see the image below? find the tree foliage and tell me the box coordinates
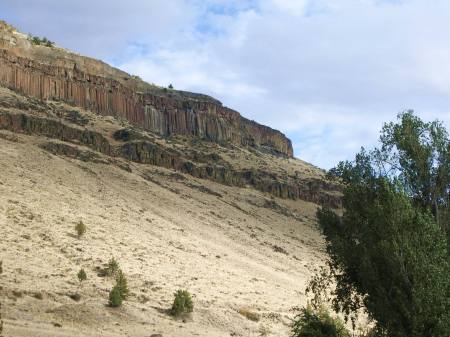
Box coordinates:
[107,269,129,307]
[318,111,450,337]
[77,268,87,284]
[115,269,129,300]
[108,285,123,307]
[28,35,54,47]
[105,257,119,277]
[170,290,194,316]
[291,305,351,337]
[75,220,87,238]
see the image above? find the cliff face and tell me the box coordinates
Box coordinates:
[0,24,293,157]
[0,22,341,208]
[0,108,340,208]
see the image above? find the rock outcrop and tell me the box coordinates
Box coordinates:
[0,109,340,208]
[0,21,341,208]
[0,23,293,157]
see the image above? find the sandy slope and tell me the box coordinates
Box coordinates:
[0,131,326,337]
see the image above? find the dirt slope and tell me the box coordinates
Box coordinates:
[0,128,326,336]
[0,20,335,337]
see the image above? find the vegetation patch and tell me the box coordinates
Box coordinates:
[291,306,350,337]
[28,35,55,47]
[75,220,87,238]
[170,290,194,317]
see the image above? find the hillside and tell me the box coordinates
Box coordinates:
[0,21,339,337]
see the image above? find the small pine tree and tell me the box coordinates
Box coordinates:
[77,268,87,285]
[75,221,86,238]
[106,258,119,277]
[168,84,174,89]
[170,290,194,316]
[108,285,123,307]
[115,269,129,299]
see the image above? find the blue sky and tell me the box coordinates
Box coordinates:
[1,0,449,169]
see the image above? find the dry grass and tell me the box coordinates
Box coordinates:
[238,308,261,322]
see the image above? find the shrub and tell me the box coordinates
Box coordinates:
[115,269,129,299]
[77,268,87,284]
[238,308,260,322]
[75,221,86,238]
[105,257,119,277]
[107,269,129,307]
[170,290,193,316]
[28,35,55,47]
[291,306,351,337]
[168,84,174,89]
[108,285,123,307]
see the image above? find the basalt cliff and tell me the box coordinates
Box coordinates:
[0,21,292,157]
[0,20,341,337]
[0,21,339,206]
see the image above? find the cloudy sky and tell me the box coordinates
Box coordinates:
[1,0,449,168]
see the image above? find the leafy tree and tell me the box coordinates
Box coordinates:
[317,112,450,337]
[375,110,450,244]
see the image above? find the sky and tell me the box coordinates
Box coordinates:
[1,0,449,169]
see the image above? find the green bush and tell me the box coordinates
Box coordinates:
[115,269,129,299]
[291,306,351,337]
[77,268,87,284]
[170,290,194,316]
[28,35,55,47]
[105,257,119,277]
[107,267,129,308]
[75,221,86,238]
[108,285,123,307]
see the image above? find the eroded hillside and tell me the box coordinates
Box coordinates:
[0,21,338,337]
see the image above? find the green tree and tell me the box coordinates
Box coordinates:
[105,257,119,277]
[375,110,450,244]
[108,285,123,307]
[170,290,194,316]
[115,269,129,299]
[75,220,87,238]
[77,268,87,285]
[318,112,450,337]
[106,268,129,307]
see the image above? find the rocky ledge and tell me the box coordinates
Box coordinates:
[0,22,293,157]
